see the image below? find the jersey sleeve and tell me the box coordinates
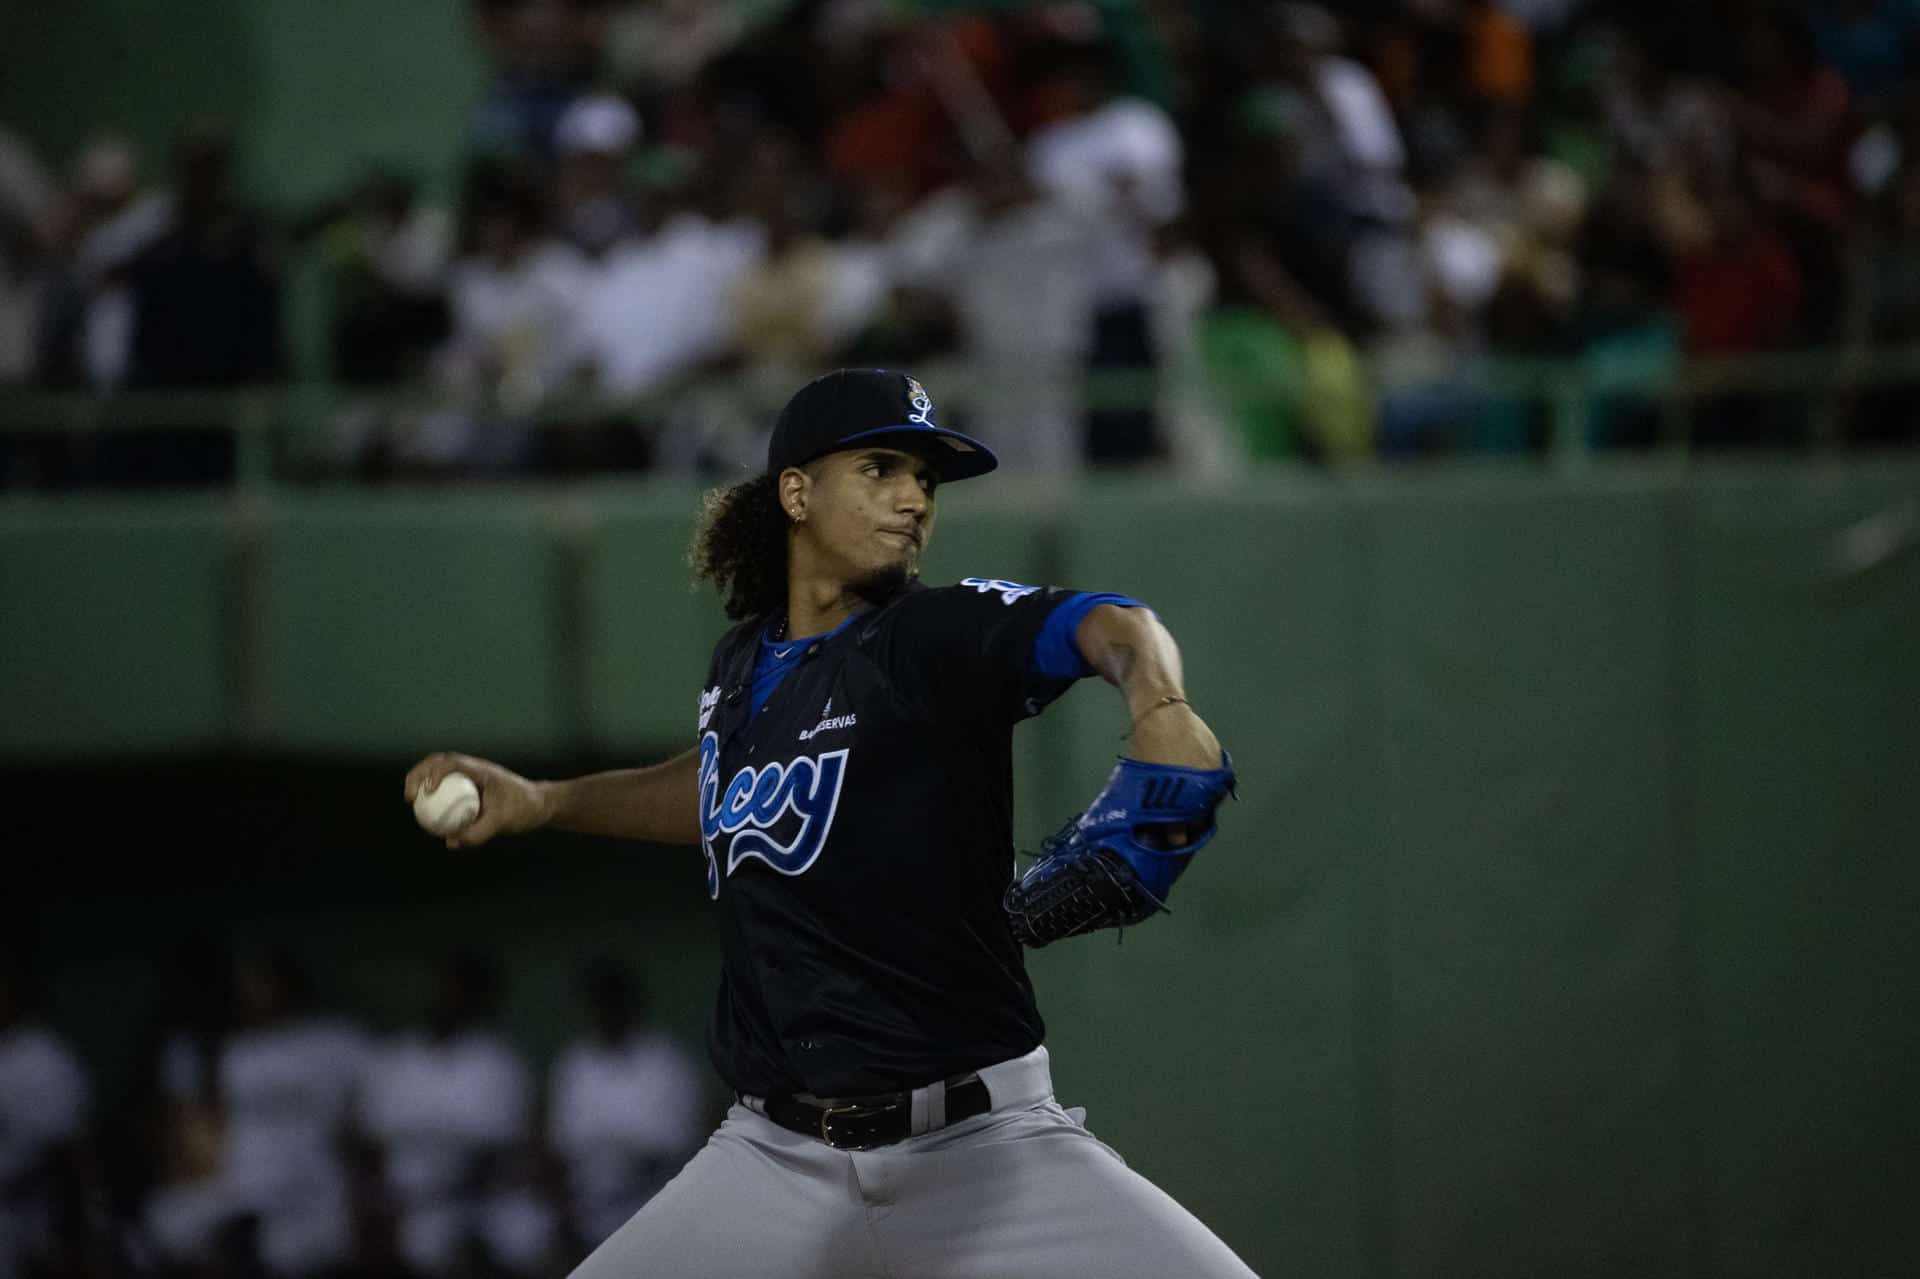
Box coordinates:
[1029,591,1146,680]
[877,579,1098,724]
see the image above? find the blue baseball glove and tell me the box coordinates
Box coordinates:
[1004,753,1236,948]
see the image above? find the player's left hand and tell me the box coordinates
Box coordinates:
[1003,752,1236,947]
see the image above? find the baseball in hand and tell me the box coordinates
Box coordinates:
[414,772,481,837]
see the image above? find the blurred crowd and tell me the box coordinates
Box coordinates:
[0,943,710,1279]
[4,0,1920,488]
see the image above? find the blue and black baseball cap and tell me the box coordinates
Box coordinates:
[766,369,998,482]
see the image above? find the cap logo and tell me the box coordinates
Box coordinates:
[904,377,936,428]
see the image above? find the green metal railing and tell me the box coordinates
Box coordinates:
[3,345,1918,493]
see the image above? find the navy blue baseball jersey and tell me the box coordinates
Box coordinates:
[693,578,1131,1099]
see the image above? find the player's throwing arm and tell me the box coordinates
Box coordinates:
[403,749,703,850]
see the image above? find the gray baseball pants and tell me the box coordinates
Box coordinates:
[565,1045,1258,1278]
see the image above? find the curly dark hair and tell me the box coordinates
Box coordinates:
[689,473,789,621]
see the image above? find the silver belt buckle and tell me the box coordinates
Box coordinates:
[818,1100,887,1149]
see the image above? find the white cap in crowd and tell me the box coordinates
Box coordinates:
[554,93,642,156]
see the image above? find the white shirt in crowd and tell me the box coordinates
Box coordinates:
[443,239,590,408]
[547,1029,705,1247]
[888,183,1097,474]
[358,1028,553,1275]
[144,1017,371,1277]
[0,1023,88,1279]
[1026,97,1183,307]
[218,1019,369,1192]
[568,211,767,398]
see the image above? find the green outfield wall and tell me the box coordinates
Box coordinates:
[8,461,1919,1277]
[0,0,485,212]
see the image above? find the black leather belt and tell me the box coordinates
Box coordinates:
[760,1075,992,1150]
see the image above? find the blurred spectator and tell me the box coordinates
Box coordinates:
[35,134,172,396]
[1368,8,1472,188]
[140,934,236,1223]
[603,0,749,101]
[1422,103,1587,362]
[152,938,233,1093]
[73,122,285,488]
[1727,5,1856,343]
[0,125,58,385]
[1658,168,1802,358]
[1447,106,1586,261]
[824,16,1013,205]
[143,950,370,1278]
[1025,34,1184,464]
[124,124,283,391]
[1245,6,1423,340]
[66,136,171,289]
[1567,196,1682,449]
[392,167,584,472]
[319,171,454,388]
[1597,26,1732,181]
[0,125,62,488]
[547,959,703,1255]
[729,131,885,377]
[443,165,583,404]
[0,948,94,1279]
[882,152,1098,473]
[1268,6,1414,227]
[301,169,455,476]
[566,169,763,403]
[1198,255,1375,461]
[1807,0,1920,112]
[469,0,613,166]
[357,951,553,1277]
[219,952,367,1276]
[1192,113,1374,464]
[1465,0,1535,106]
[1143,220,1243,479]
[1653,165,1804,447]
[553,92,643,257]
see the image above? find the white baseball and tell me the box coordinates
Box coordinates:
[414,771,482,837]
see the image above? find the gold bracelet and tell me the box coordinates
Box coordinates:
[1123,695,1191,740]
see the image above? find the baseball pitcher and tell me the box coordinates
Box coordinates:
[405,369,1251,1278]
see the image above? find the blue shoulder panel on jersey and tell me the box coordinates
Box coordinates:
[1030,592,1146,681]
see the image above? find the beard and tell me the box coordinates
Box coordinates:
[847,559,916,606]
